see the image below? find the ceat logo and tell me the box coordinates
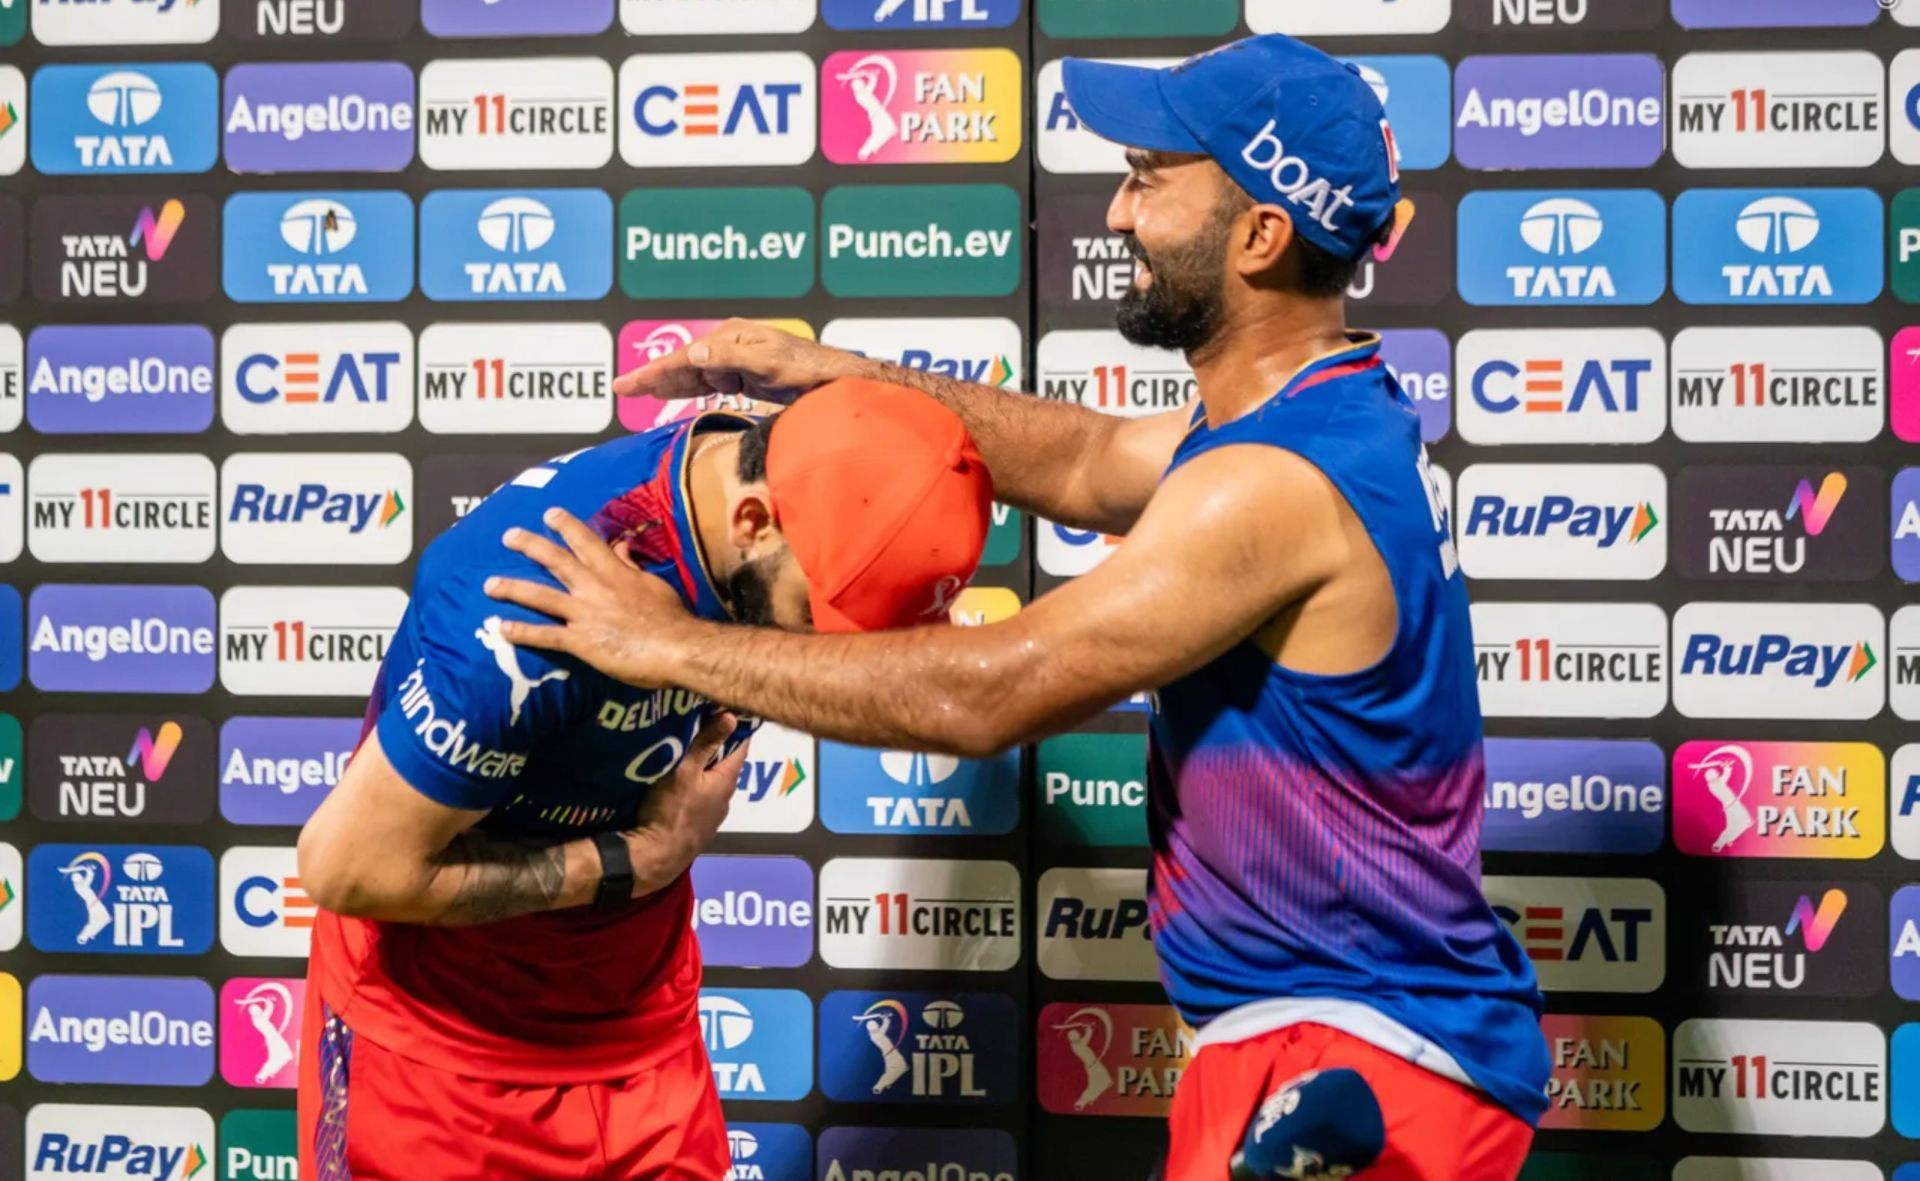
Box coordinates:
[222,322,415,435]
[619,53,816,168]
[1455,328,1664,445]
[1037,1003,1193,1117]
[1485,876,1665,993]
[222,846,316,957]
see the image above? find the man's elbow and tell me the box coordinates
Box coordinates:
[296,826,386,918]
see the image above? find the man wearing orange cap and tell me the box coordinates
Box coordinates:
[292,380,991,1180]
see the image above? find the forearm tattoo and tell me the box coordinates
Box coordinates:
[433,833,572,926]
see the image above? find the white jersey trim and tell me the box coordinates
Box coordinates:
[1191,996,1481,1094]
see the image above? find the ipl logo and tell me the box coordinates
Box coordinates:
[1691,743,1755,853]
[1054,1006,1115,1110]
[234,980,298,1085]
[834,55,898,162]
[57,850,116,945]
[854,999,912,1094]
[847,996,983,1099]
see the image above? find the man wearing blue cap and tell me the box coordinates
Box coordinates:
[487,33,1549,1180]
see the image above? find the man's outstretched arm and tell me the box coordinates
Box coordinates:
[484,445,1351,757]
[619,318,1189,536]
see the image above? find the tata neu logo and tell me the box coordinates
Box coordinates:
[26,1105,214,1181]
[423,0,614,36]
[222,322,415,435]
[1673,603,1886,720]
[1674,466,1885,582]
[31,194,219,305]
[698,988,813,1101]
[720,722,814,836]
[30,63,219,174]
[26,324,215,436]
[27,844,215,956]
[223,61,416,174]
[818,858,1020,971]
[1673,1018,1884,1136]
[1036,192,1135,311]
[418,322,612,435]
[619,53,815,168]
[1672,52,1885,170]
[1463,0,1663,30]
[1671,326,1884,444]
[1482,738,1666,855]
[1457,464,1665,581]
[219,715,359,827]
[821,49,1021,165]
[818,743,1019,836]
[1484,876,1665,993]
[1539,1015,1664,1131]
[224,191,414,303]
[1036,1003,1191,1117]
[219,584,405,697]
[28,584,216,694]
[1471,602,1668,719]
[421,189,613,302]
[1037,331,1194,419]
[1674,189,1884,306]
[220,452,411,566]
[1454,54,1663,171]
[419,56,614,172]
[1673,740,1884,859]
[28,714,215,825]
[1459,190,1665,306]
[1696,881,1882,997]
[818,991,1018,1104]
[1455,328,1664,445]
[687,855,813,969]
[27,453,217,565]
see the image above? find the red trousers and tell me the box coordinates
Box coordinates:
[296,999,728,1180]
[1167,1023,1534,1181]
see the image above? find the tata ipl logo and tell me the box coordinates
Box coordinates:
[820,991,1018,1103]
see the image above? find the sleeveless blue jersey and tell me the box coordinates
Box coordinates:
[373,414,757,837]
[1147,334,1550,1122]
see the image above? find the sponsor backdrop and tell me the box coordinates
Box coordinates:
[2,1,1920,1180]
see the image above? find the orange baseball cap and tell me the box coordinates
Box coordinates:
[765,378,994,634]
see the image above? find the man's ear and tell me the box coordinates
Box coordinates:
[729,489,779,551]
[1237,204,1296,277]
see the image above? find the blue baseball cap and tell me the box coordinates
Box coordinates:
[1063,35,1401,263]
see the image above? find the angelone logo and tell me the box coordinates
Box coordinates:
[1482,738,1666,855]
[1379,327,1450,444]
[220,978,302,1089]
[223,61,416,173]
[818,743,1019,836]
[822,183,1020,299]
[1698,881,1882,997]
[1453,54,1663,171]
[815,1128,1016,1181]
[220,846,315,958]
[1036,1003,1191,1117]
[1671,326,1883,445]
[817,858,1020,972]
[419,57,615,171]
[26,974,216,1086]
[1457,464,1665,581]
[1539,1015,1664,1131]
[688,856,814,969]
[1671,52,1884,170]
[219,585,404,698]
[220,452,411,566]
[1037,331,1194,419]
[423,0,614,36]
[222,322,414,435]
[1673,466,1885,582]
[28,584,216,694]
[1455,328,1663,446]
[224,191,414,303]
[28,714,215,825]
[421,189,613,302]
[698,988,813,1101]
[618,53,815,168]
[1672,603,1885,720]
[219,716,358,827]
[1895,468,1920,583]
[418,322,611,436]
[26,1104,214,1181]
[1471,602,1668,719]
[30,63,218,174]
[1673,741,1884,860]
[1672,1019,1884,1136]
[819,991,1018,1103]
[821,50,1020,165]
[32,194,219,305]
[1038,867,1155,983]
[27,453,217,566]
[1674,189,1884,306]
[26,324,215,435]
[1459,191,1665,306]
[1673,0,1883,25]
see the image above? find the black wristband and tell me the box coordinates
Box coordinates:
[592,831,635,911]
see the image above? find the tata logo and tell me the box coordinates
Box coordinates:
[817,857,1021,971]
[1703,882,1882,996]
[25,452,217,565]
[417,322,611,435]
[1471,601,1668,719]
[1674,188,1884,305]
[698,988,813,1100]
[31,63,218,174]
[818,742,1018,836]
[27,1105,214,1181]
[1458,464,1666,581]
[723,1123,811,1181]
[619,53,816,168]
[421,189,612,302]
[1672,326,1885,444]
[1038,866,1156,982]
[1672,1018,1884,1136]
[29,0,220,44]
[1672,51,1884,170]
[688,855,814,969]
[222,322,414,435]
[219,846,315,957]
[1674,740,1885,859]
[1484,875,1665,992]
[819,991,1018,1103]
[1455,328,1664,445]
[419,56,614,172]
[824,0,1017,27]
[218,585,404,698]
[224,191,414,303]
[1674,602,1886,720]
[27,844,215,956]
[1459,191,1665,306]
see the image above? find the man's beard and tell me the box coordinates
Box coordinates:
[1114,219,1232,353]
[725,552,785,629]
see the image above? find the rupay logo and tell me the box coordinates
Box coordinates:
[1459,191,1666,305]
[1674,188,1883,305]
[1038,867,1155,982]
[220,452,410,566]
[0,842,22,950]
[421,189,612,302]
[30,64,218,175]
[30,0,219,44]
[720,722,814,836]
[699,989,813,1101]
[820,317,1020,390]
[619,53,815,168]
[224,191,414,303]
[0,65,25,176]
[27,1104,214,1180]
[1458,463,1665,577]
[1674,603,1885,719]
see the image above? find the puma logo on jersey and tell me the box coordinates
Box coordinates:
[477,615,570,725]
